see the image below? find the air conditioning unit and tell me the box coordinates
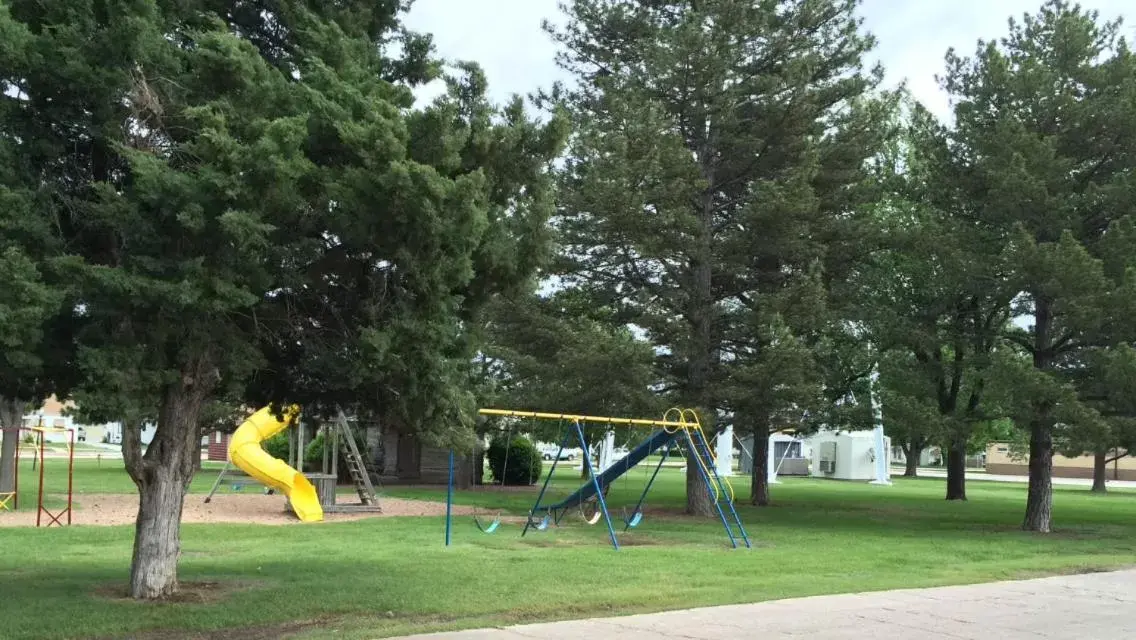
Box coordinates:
[819,459,836,474]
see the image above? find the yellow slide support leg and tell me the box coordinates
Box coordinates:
[228,405,324,522]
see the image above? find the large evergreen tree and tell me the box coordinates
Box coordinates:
[937,0,1136,530]
[0,2,81,499]
[858,103,1010,498]
[547,0,896,511]
[1,0,562,598]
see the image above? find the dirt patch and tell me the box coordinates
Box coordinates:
[92,580,261,604]
[0,493,477,528]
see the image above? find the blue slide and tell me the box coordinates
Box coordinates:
[541,428,680,512]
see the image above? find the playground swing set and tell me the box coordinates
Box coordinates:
[0,426,75,527]
[445,407,751,551]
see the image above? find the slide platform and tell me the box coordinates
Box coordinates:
[542,428,680,512]
[228,405,323,522]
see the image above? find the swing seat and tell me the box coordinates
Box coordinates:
[579,498,603,525]
[473,514,502,534]
[528,513,552,531]
[623,509,643,528]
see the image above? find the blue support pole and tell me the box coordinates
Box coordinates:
[523,422,569,537]
[624,440,672,531]
[574,420,620,550]
[683,429,739,549]
[445,449,454,547]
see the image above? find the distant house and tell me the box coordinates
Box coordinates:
[890,445,941,468]
[22,395,126,445]
[986,442,1136,480]
[206,431,232,461]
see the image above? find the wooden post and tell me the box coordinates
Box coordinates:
[331,424,339,480]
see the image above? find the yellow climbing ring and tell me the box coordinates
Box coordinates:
[0,491,14,512]
[662,407,732,503]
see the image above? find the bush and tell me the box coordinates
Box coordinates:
[487,435,543,486]
[304,433,330,472]
[302,430,372,482]
[263,432,289,461]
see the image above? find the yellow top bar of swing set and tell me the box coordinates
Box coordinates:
[477,408,694,429]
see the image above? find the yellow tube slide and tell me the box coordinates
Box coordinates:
[228,405,323,522]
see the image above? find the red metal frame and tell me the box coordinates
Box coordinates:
[0,426,74,526]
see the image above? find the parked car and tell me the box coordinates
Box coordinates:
[538,444,580,461]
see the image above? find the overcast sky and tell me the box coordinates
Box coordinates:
[404,0,1132,120]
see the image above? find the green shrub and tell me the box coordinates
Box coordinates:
[302,431,372,482]
[263,432,289,461]
[304,433,329,472]
[487,435,543,486]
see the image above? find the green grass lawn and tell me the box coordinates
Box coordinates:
[1,461,1135,640]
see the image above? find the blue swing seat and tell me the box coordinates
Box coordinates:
[528,513,552,531]
[473,514,501,534]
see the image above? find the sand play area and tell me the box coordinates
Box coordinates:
[0,493,477,527]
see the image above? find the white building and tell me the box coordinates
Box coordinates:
[810,430,892,481]
[737,433,811,477]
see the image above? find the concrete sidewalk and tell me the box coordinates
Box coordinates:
[394,568,1136,639]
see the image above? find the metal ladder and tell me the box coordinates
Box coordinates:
[684,426,751,549]
[334,413,378,506]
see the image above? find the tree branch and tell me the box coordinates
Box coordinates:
[1004,331,1036,354]
[1051,331,1077,355]
[121,417,146,488]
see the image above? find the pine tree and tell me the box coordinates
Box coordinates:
[0,3,81,499]
[1,1,562,598]
[937,1,1136,530]
[547,0,895,513]
[857,102,1010,499]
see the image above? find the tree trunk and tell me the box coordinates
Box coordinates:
[129,464,190,598]
[1091,449,1107,494]
[945,437,967,501]
[579,431,591,480]
[903,452,918,477]
[1022,419,1053,532]
[750,427,770,506]
[1023,297,1053,533]
[685,457,716,516]
[0,397,27,495]
[902,439,922,478]
[682,131,719,519]
[125,356,216,599]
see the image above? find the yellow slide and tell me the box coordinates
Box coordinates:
[228,405,323,522]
